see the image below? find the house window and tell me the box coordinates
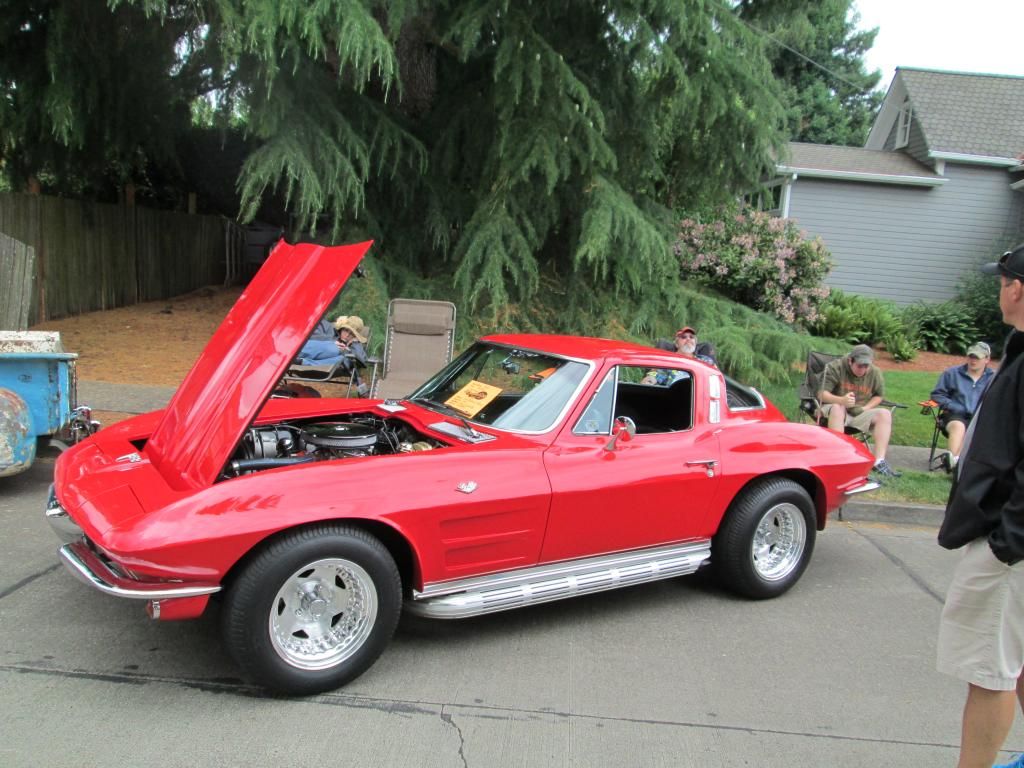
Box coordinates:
[743,181,784,213]
[895,102,913,149]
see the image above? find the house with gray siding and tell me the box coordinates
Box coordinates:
[771,68,1024,304]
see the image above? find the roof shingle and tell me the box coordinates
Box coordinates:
[780,143,942,178]
[899,68,1024,159]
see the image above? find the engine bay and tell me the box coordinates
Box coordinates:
[222,412,447,479]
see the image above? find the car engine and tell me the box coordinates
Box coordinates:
[223,413,444,478]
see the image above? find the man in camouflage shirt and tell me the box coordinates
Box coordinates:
[818,344,900,478]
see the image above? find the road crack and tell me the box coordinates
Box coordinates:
[441,708,469,768]
[852,527,945,603]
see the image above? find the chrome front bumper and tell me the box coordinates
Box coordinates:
[45,485,221,600]
[843,480,881,497]
[45,484,84,543]
[57,541,221,600]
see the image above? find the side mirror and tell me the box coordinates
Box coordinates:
[604,416,636,452]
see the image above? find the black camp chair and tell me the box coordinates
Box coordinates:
[918,399,951,471]
[796,350,907,451]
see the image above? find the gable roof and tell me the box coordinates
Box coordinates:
[777,142,945,186]
[867,68,1024,162]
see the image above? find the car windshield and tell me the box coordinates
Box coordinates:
[408,342,591,433]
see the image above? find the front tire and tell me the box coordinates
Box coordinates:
[713,478,815,599]
[222,525,401,695]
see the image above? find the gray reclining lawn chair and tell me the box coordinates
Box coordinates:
[372,299,456,399]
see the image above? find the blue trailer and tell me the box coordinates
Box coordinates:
[0,332,99,477]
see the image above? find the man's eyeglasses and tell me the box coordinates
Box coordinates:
[676,332,696,339]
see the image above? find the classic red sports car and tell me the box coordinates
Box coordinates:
[46,241,878,695]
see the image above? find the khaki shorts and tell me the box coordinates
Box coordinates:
[819,405,883,433]
[937,538,1024,690]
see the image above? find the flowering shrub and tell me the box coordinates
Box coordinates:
[674,207,832,326]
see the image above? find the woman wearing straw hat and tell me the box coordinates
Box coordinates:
[296,315,369,371]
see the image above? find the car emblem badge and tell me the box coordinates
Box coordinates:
[456,481,478,494]
[116,452,142,463]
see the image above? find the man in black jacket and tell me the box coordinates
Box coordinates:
[937,242,1024,768]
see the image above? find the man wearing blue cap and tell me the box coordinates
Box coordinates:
[937,242,1024,767]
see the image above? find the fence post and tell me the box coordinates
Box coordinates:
[0,234,36,329]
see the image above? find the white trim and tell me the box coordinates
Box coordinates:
[928,151,1020,167]
[781,174,794,218]
[866,75,908,150]
[775,165,946,187]
[934,159,945,175]
[1011,178,1024,191]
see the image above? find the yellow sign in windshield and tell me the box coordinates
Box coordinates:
[445,380,502,417]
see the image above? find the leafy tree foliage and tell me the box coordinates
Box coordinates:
[0,1,225,199]
[2,0,790,318]
[736,0,882,145]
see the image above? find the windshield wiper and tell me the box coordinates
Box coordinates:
[410,397,482,440]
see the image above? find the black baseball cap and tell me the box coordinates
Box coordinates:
[982,242,1024,280]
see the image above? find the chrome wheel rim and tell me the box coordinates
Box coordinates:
[269,558,378,670]
[751,502,807,581]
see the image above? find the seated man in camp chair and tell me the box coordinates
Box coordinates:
[818,344,901,479]
[929,341,994,471]
[296,315,369,372]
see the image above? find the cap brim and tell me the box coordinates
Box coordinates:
[980,262,1002,275]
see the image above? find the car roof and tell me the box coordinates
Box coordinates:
[480,333,714,369]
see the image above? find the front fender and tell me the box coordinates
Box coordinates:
[0,388,35,477]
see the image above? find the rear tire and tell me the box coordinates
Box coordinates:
[713,478,815,599]
[222,525,401,695]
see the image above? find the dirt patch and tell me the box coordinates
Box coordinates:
[872,349,965,373]
[33,285,244,388]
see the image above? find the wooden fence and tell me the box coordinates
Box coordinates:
[0,193,238,324]
[0,233,35,329]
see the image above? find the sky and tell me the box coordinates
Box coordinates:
[852,0,1024,91]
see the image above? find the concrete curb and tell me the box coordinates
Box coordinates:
[840,499,944,527]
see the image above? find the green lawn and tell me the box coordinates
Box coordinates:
[870,469,952,506]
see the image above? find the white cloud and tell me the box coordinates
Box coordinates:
[852,0,1024,89]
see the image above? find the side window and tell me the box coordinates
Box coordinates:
[615,365,694,434]
[573,368,616,435]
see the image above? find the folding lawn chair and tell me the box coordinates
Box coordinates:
[282,327,376,397]
[372,299,456,399]
[917,399,950,472]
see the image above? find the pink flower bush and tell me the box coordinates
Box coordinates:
[675,206,832,326]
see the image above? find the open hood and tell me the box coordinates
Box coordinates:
[146,240,372,491]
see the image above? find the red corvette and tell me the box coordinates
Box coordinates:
[46,241,877,695]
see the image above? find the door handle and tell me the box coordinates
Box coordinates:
[686,459,718,477]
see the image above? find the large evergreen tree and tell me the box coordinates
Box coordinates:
[1,1,790,316]
[736,0,882,145]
